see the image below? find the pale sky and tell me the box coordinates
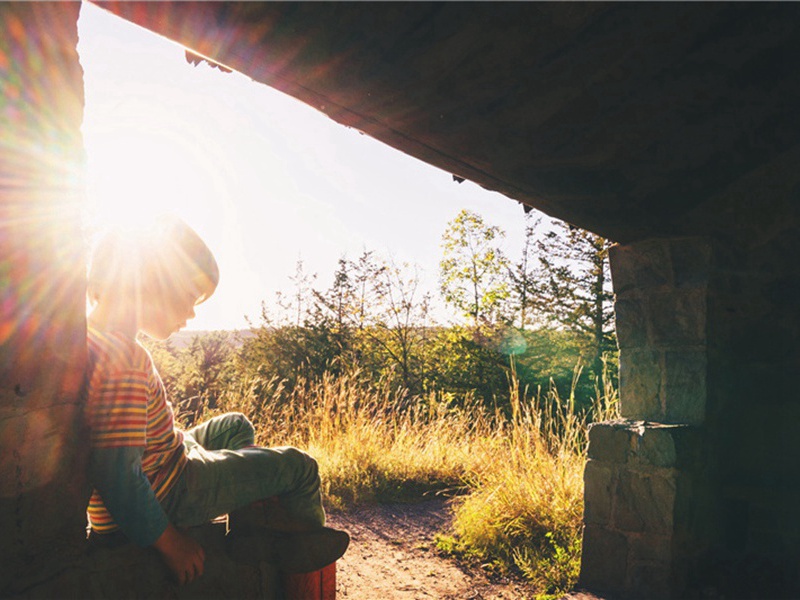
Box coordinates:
[77,2,537,331]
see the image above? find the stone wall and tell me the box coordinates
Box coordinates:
[0,4,89,595]
[580,238,717,598]
[12,523,280,600]
[612,238,712,425]
[581,222,800,598]
[581,421,711,598]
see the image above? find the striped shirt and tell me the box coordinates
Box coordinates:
[86,327,187,534]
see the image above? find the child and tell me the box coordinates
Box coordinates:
[85,215,348,584]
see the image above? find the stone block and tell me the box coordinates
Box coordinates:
[610,240,672,295]
[18,522,281,599]
[649,290,707,346]
[614,469,676,535]
[587,420,640,463]
[629,561,672,600]
[614,298,648,349]
[579,524,629,594]
[669,237,712,288]
[663,350,707,425]
[637,426,678,468]
[654,425,704,470]
[584,459,614,525]
[630,533,672,563]
[619,349,662,421]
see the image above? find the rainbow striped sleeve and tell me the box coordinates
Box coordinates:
[86,369,149,449]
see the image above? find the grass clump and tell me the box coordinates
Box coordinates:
[439,366,618,598]
[191,362,618,598]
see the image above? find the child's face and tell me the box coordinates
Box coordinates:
[140,281,199,340]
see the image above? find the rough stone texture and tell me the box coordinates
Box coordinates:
[583,460,613,526]
[588,222,800,598]
[619,350,662,420]
[611,238,711,425]
[0,4,89,596]
[581,413,708,597]
[579,525,628,594]
[663,351,706,425]
[12,523,281,600]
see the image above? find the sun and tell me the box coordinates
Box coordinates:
[84,123,215,231]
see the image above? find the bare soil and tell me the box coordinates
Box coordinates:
[326,498,537,600]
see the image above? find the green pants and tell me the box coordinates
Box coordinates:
[161,412,325,529]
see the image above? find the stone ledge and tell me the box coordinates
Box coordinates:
[11,522,280,599]
[587,420,703,469]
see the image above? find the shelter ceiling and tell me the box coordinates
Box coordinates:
[95,2,800,242]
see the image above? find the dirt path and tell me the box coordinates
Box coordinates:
[326,498,536,600]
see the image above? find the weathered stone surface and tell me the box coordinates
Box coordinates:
[584,459,614,525]
[614,470,676,535]
[610,241,672,295]
[639,425,703,470]
[619,349,662,421]
[669,238,712,288]
[648,290,706,347]
[629,562,671,600]
[637,426,678,468]
[587,420,640,463]
[579,525,629,594]
[0,4,89,596]
[663,351,707,425]
[15,523,281,599]
[630,533,673,564]
[614,298,648,350]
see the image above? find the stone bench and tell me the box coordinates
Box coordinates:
[11,521,335,599]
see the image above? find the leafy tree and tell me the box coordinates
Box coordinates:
[143,331,236,424]
[183,331,236,406]
[369,259,432,392]
[439,209,510,326]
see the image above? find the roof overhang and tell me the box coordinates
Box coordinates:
[94,2,800,242]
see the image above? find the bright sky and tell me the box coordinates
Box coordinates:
[77,2,537,331]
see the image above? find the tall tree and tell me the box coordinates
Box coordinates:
[537,221,615,380]
[439,209,510,326]
[370,259,432,391]
[507,212,543,330]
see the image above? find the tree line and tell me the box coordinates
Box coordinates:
[146,209,617,416]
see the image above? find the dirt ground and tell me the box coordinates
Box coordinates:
[326,498,537,600]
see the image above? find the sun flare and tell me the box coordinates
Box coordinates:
[84,124,215,231]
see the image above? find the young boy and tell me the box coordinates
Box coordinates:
[85,215,348,584]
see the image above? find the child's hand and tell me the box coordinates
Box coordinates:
[153,523,206,585]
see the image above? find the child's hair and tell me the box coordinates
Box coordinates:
[88,215,219,306]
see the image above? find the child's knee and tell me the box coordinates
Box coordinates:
[227,411,255,438]
[281,447,319,480]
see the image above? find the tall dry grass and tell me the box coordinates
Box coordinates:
[194,362,618,598]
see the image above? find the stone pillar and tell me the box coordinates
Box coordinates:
[579,238,717,598]
[0,3,88,595]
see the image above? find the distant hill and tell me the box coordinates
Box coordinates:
[166,329,256,349]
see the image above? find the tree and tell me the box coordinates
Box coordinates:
[439,209,510,326]
[273,258,317,327]
[536,220,615,380]
[507,212,543,330]
[370,259,432,392]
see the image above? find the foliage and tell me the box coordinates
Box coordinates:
[436,364,619,598]
[143,210,623,595]
[160,358,618,597]
[439,209,510,325]
[143,331,237,424]
[536,220,615,381]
